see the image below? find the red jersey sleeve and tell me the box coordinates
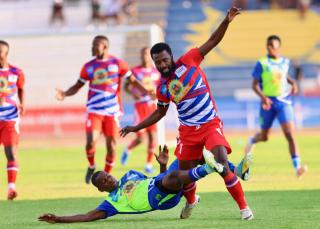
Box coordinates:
[16,70,25,89]
[118,59,131,78]
[156,83,170,107]
[79,65,89,82]
[179,48,203,66]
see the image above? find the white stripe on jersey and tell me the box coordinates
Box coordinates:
[179,93,210,117]
[0,106,19,121]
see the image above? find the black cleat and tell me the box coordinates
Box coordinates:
[85,167,95,184]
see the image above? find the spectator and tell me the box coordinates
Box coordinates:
[122,0,138,24]
[49,0,66,27]
[101,0,123,25]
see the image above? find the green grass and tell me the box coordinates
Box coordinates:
[0,132,320,228]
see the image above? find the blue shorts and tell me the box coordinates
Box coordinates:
[260,97,294,129]
[148,170,182,210]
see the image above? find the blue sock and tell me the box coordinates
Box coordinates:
[188,165,213,182]
[228,161,235,172]
[291,154,301,170]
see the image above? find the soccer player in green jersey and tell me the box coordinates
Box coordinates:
[39,146,253,223]
[245,35,307,177]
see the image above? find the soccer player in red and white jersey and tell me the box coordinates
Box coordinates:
[0,40,26,200]
[56,35,152,184]
[121,47,160,173]
[120,8,254,220]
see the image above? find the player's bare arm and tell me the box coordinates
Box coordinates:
[198,7,241,57]
[38,209,106,224]
[120,105,169,137]
[17,88,25,115]
[287,77,298,95]
[55,80,85,101]
[252,79,272,110]
[155,145,169,173]
[127,75,156,99]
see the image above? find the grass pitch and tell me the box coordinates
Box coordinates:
[0,131,320,228]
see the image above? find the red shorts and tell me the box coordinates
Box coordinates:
[86,113,119,137]
[174,117,231,161]
[0,120,19,146]
[134,101,157,133]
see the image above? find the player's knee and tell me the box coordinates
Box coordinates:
[167,171,183,188]
[260,135,268,142]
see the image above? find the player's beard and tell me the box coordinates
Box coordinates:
[161,61,175,78]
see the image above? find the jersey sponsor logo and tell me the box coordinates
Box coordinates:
[108,64,119,72]
[174,65,187,78]
[0,77,11,94]
[8,74,18,83]
[92,68,113,85]
[168,79,192,103]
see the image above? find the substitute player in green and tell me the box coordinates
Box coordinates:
[39,145,253,223]
[245,35,307,177]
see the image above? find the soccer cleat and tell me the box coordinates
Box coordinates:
[7,189,18,201]
[180,195,200,219]
[236,152,253,181]
[121,147,129,165]
[85,167,95,184]
[296,165,307,178]
[240,207,254,220]
[144,164,153,174]
[203,149,224,173]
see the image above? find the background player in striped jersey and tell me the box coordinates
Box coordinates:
[121,47,160,173]
[56,35,153,184]
[120,7,254,220]
[0,40,26,200]
[244,35,307,177]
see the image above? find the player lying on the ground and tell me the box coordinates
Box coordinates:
[38,146,253,224]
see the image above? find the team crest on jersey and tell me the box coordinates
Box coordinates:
[108,64,119,72]
[92,68,112,85]
[174,65,187,78]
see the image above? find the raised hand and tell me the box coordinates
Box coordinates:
[226,7,241,22]
[154,145,169,166]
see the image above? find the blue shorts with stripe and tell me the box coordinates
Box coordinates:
[260,97,294,129]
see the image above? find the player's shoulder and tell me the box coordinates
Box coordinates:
[8,64,23,75]
[83,58,97,67]
[131,65,142,72]
[108,55,126,64]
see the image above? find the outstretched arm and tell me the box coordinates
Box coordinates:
[38,209,106,224]
[120,105,168,137]
[56,80,85,101]
[198,7,241,57]
[126,75,155,99]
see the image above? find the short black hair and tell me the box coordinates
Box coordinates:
[267,35,281,45]
[94,35,109,43]
[91,171,103,184]
[150,42,173,58]
[0,40,9,48]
